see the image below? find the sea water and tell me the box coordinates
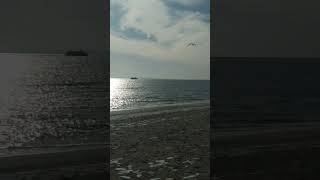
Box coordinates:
[110,78,210,111]
[0,53,108,148]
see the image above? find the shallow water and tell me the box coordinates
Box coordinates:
[110,78,209,111]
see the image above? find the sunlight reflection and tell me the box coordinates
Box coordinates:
[110,78,127,110]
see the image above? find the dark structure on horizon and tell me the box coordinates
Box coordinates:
[65,50,88,56]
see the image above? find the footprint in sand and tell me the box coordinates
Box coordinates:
[183,173,200,179]
[119,176,131,179]
[166,157,174,160]
[148,160,168,168]
[111,157,123,167]
[115,164,142,178]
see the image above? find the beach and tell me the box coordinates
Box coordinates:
[213,100,320,179]
[213,120,320,179]
[0,145,108,180]
[110,102,210,179]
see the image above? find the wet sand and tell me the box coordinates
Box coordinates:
[0,144,108,180]
[111,103,210,179]
[213,123,320,180]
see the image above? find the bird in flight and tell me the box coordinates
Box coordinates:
[186,42,197,47]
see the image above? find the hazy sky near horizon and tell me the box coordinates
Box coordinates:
[111,0,210,80]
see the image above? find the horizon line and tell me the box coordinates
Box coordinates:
[110,77,209,81]
[211,56,320,62]
[212,56,320,59]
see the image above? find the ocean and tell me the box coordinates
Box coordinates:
[110,78,210,111]
[0,53,108,149]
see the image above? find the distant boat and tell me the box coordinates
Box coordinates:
[130,77,138,79]
[64,50,88,56]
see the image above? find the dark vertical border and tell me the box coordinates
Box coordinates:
[104,0,110,177]
[210,0,215,179]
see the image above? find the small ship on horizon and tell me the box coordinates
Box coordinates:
[64,49,88,56]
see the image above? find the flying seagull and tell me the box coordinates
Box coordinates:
[186,42,197,47]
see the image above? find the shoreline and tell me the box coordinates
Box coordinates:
[111,99,209,112]
[111,100,209,118]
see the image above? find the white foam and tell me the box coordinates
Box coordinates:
[111,100,209,121]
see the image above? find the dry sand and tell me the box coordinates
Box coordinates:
[111,103,210,180]
[213,123,320,180]
[0,144,108,180]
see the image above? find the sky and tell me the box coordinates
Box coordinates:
[213,0,320,57]
[111,0,210,80]
[0,0,107,54]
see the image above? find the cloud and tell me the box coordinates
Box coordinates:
[117,0,171,38]
[165,0,207,7]
[111,51,210,80]
[110,0,210,65]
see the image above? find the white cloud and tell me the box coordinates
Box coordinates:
[113,0,171,38]
[110,0,210,65]
[166,0,207,7]
[113,0,209,41]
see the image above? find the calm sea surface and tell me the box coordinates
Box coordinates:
[110,78,210,111]
[0,54,107,148]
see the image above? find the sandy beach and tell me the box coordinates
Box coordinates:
[0,144,107,180]
[110,102,210,179]
[213,122,320,179]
